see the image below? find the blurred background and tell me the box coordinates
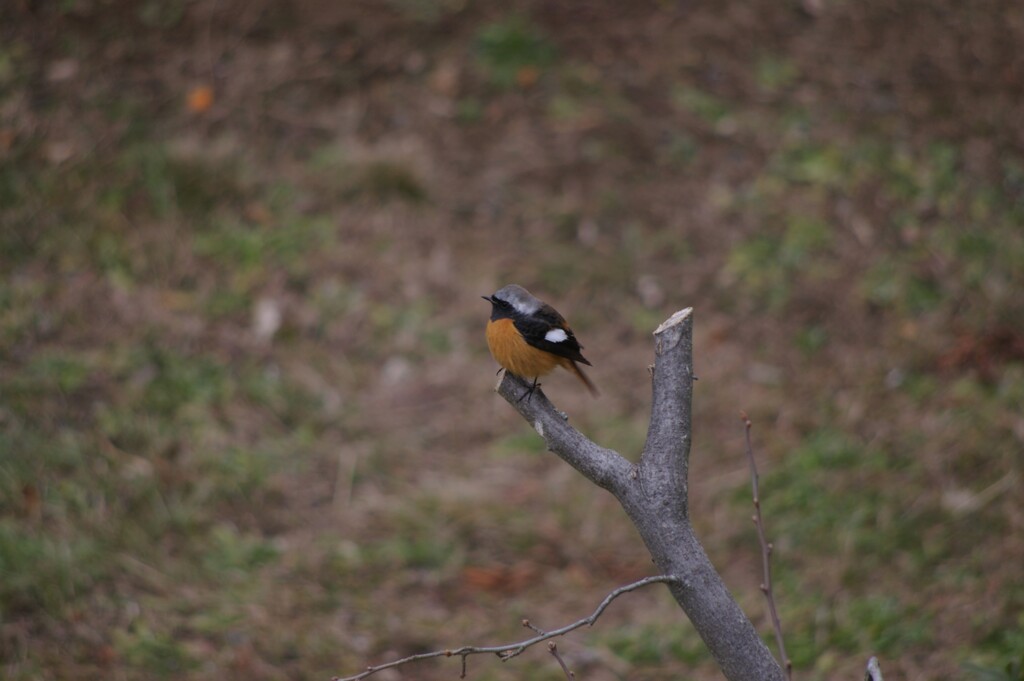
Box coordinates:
[2,1,1023,679]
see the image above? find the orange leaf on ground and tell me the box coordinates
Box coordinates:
[515,66,539,88]
[187,85,214,113]
[460,564,537,593]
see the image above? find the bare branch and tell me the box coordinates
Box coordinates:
[741,412,792,680]
[336,306,788,681]
[641,307,696,511]
[494,306,786,681]
[522,618,546,635]
[332,575,682,681]
[864,656,884,681]
[497,373,634,495]
[339,303,790,679]
[548,642,576,680]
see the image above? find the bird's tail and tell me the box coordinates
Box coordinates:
[565,359,599,397]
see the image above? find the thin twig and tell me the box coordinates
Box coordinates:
[529,620,575,680]
[741,412,792,680]
[548,642,576,680]
[523,618,546,635]
[332,575,682,681]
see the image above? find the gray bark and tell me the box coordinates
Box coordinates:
[497,308,786,681]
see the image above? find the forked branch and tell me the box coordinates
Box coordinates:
[332,575,682,681]
[336,307,786,681]
[497,308,786,681]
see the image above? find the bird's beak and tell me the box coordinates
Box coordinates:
[481,295,493,303]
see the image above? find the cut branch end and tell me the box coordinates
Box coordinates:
[654,307,693,335]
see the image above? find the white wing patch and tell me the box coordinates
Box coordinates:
[544,328,569,343]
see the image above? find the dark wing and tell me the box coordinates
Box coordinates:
[513,303,592,365]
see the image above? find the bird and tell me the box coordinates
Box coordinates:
[483,284,598,399]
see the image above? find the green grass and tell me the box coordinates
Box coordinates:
[0,519,103,617]
[726,216,836,309]
[475,16,557,89]
[201,524,281,576]
[114,625,197,678]
[0,288,325,636]
[720,132,1024,328]
[755,54,799,94]
[964,617,1024,681]
[672,86,735,126]
[782,592,933,675]
[601,622,709,667]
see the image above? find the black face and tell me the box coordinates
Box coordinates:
[483,294,514,321]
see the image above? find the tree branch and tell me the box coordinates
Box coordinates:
[639,308,696,514]
[865,656,884,681]
[547,642,575,680]
[332,575,682,681]
[498,306,787,681]
[497,373,634,496]
[337,306,787,681]
[741,412,792,679]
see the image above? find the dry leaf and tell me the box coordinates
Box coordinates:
[187,85,214,113]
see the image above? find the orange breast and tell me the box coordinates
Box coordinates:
[486,318,562,378]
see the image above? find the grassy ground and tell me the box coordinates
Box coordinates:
[2,1,1023,680]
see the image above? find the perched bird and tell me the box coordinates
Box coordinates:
[483,284,598,398]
